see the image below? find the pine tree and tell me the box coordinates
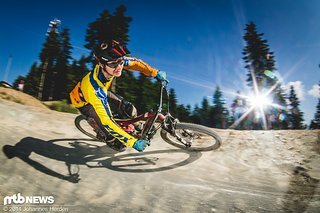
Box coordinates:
[199,97,210,126]
[288,85,304,129]
[176,104,192,122]
[211,86,229,128]
[24,62,41,96]
[38,29,61,100]
[110,5,132,44]
[310,82,320,129]
[85,9,113,52]
[115,70,138,104]
[242,22,288,129]
[53,28,73,100]
[135,74,158,114]
[85,5,132,57]
[310,98,320,129]
[67,56,90,95]
[243,22,276,90]
[191,104,202,124]
[164,88,191,122]
[21,19,67,100]
[272,86,289,129]
[84,5,132,94]
[168,88,178,116]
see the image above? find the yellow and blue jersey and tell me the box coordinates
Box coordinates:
[70,57,158,147]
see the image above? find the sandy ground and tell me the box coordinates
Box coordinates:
[0,93,319,212]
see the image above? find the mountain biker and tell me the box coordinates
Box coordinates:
[69,40,168,152]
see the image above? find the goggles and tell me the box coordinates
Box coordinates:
[106,59,124,68]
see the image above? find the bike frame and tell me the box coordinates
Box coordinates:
[76,81,221,150]
[116,112,165,128]
[115,82,175,141]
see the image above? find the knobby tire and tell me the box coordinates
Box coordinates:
[74,115,99,140]
[160,122,222,151]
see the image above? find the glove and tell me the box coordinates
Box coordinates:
[132,139,150,152]
[155,71,168,83]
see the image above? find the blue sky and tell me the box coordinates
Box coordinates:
[0,0,319,125]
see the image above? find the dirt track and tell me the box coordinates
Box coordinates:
[0,98,319,212]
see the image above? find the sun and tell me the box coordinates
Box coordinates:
[247,93,272,109]
[229,67,289,130]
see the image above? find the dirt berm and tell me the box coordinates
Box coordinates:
[0,90,319,212]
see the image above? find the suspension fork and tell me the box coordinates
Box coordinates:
[162,115,193,148]
[171,128,192,148]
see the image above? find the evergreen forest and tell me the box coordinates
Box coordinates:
[12,5,320,130]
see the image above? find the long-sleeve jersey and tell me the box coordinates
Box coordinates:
[69,57,158,147]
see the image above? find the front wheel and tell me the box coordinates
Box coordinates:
[161,122,222,151]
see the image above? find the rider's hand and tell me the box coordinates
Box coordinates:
[132,139,150,152]
[155,71,168,83]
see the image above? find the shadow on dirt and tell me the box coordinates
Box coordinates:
[282,166,320,212]
[2,137,202,183]
[87,149,202,173]
[2,137,112,183]
[281,132,320,211]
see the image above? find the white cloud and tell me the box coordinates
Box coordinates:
[308,84,320,98]
[285,81,304,100]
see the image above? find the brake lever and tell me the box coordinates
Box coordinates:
[162,80,168,88]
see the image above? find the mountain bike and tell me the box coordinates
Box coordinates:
[75,82,222,151]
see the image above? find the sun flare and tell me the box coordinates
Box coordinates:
[247,94,272,109]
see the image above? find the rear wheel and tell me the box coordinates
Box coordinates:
[161,122,222,151]
[74,115,99,140]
